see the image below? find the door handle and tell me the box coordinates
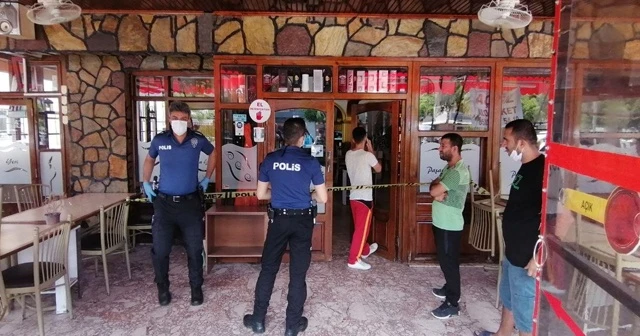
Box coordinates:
[326,150,332,173]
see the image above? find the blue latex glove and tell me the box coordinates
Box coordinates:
[143,182,156,201]
[199,177,210,191]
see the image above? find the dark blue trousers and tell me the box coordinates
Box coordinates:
[151,195,204,288]
[252,214,314,329]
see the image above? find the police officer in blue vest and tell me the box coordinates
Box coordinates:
[142,101,215,307]
[244,118,328,336]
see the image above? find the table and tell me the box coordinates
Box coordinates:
[2,193,134,224]
[0,223,59,259]
[2,193,133,314]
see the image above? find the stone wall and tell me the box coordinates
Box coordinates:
[0,14,554,59]
[66,54,213,193]
[213,16,554,58]
[572,22,640,60]
[0,14,212,53]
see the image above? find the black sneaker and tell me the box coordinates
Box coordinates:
[431,286,461,303]
[432,286,446,299]
[431,301,460,320]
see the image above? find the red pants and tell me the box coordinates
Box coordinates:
[348,200,373,264]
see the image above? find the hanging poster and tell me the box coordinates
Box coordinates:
[501,88,524,127]
[470,88,490,128]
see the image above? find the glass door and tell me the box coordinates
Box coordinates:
[0,99,36,204]
[266,100,334,261]
[350,101,401,261]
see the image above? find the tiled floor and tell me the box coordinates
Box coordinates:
[0,204,504,336]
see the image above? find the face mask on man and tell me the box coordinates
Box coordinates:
[509,145,523,162]
[171,120,188,136]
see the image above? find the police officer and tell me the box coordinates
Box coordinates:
[142,101,215,306]
[243,118,328,336]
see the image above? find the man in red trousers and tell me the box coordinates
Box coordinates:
[345,127,382,270]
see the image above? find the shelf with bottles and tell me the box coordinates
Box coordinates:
[262,65,333,93]
[337,67,409,94]
[220,65,258,104]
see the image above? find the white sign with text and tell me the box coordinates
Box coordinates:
[419,140,480,193]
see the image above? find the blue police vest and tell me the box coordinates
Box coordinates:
[148,130,214,195]
[259,146,324,209]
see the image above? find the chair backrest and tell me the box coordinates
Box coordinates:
[32,221,71,290]
[14,184,51,212]
[100,199,130,252]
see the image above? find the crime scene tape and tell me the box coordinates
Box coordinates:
[560,187,640,255]
[131,181,491,202]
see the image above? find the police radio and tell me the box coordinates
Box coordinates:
[152,176,159,192]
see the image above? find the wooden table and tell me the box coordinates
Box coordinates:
[1,192,133,314]
[205,205,268,267]
[2,193,134,224]
[0,223,58,259]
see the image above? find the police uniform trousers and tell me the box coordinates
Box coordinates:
[151,192,204,288]
[253,212,314,329]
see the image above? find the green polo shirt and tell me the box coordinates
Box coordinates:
[432,159,470,231]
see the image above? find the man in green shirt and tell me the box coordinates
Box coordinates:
[429,133,470,319]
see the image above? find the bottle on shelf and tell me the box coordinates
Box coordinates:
[301,69,310,93]
[323,68,332,92]
[263,70,272,92]
[389,69,397,93]
[293,70,301,92]
[338,69,347,93]
[398,70,408,93]
[278,68,288,93]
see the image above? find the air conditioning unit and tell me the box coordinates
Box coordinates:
[0,2,35,40]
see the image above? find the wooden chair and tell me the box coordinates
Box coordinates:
[81,199,131,295]
[0,222,73,336]
[14,184,51,213]
[468,169,498,258]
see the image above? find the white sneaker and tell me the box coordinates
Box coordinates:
[362,243,378,259]
[348,259,371,270]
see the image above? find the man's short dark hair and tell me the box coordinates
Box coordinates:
[169,101,191,115]
[505,119,537,145]
[352,127,367,144]
[283,117,307,145]
[441,133,463,153]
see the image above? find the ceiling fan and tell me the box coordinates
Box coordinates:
[26,0,82,25]
[478,0,533,30]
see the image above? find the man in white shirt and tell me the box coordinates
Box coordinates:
[345,127,382,270]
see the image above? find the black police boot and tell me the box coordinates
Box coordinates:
[190,286,203,306]
[157,283,171,306]
[284,317,308,336]
[243,314,265,334]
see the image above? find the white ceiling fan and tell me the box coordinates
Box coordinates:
[478,0,533,30]
[27,0,82,25]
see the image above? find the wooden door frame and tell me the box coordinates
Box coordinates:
[265,99,335,261]
[350,100,401,261]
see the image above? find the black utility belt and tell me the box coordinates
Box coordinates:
[267,205,316,218]
[157,191,199,203]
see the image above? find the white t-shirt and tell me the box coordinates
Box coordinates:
[345,149,379,201]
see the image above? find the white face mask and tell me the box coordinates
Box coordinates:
[171,120,188,136]
[509,147,523,162]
